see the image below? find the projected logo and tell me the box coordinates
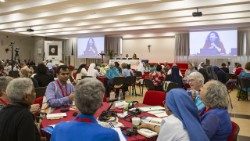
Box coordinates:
[49,45,58,56]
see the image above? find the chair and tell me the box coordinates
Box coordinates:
[166,82,180,92]
[143,90,166,106]
[35,87,47,98]
[8,71,19,78]
[143,79,155,90]
[34,87,46,107]
[134,71,144,95]
[238,77,250,100]
[124,76,137,96]
[227,121,240,141]
[112,77,125,98]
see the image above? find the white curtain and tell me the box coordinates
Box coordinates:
[175,33,189,56]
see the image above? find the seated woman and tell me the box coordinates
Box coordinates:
[213,66,228,84]
[0,78,41,141]
[20,67,39,88]
[75,64,88,81]
[105,63,121,97]
[184,62,197,77]
[140,88,209,141]
[87,63,100,77]
[167,64,183,87]
[187,72,205,112]
[239,62,250,78]
[121,63,132,77]
[34,63,54,87]
[0,76,13,110]
[234,63,243,76]
[200,80,232,141]
[51,78,119,141]
[0,76,40,113]
[149,65,165,91]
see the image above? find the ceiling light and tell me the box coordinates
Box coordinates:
[0,0,5,2]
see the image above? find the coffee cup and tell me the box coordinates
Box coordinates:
[132,117,141,126]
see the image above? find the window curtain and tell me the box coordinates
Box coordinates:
[105,36,121,56]
[175,33,189,56]
[238,31,244,56]
[245,31,250,56]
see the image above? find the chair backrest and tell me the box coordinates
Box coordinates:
[240,77,250,89]
[134,71,142,77]
[8,71,20,78]
[143,90,166,106]
[35,87,47,98]
[125,76,136,86]
[166,82,180,92]
[236,77,242,89]
[143,79,155,90]
[227,121,240,141]
[113,77,125,88]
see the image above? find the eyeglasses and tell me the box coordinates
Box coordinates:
[188,79,195,83]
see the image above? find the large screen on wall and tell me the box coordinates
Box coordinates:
[189,30,237,56]
[77,37,104,58]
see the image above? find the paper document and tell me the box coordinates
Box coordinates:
[147,111,168,118]
[137,128,157,138]
[138,106,165,112]
[47,113,67,119]
[141,117,163,126]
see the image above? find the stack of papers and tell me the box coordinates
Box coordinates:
[137,128,157,138]
[138,106,165,112]
[46,113,67,119]
[141,117,163,126]
[147,111,168,118]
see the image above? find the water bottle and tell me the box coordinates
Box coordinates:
[118,89,123,101]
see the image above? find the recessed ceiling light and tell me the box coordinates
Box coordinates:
[0,0,6,2]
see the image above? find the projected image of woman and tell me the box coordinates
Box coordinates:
[203,31,226,54]
[83,37,99,57]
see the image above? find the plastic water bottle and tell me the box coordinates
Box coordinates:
[118,89,123,101]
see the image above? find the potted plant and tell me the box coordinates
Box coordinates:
[107,50,114,59]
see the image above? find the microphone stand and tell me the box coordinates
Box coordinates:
[9,42,15,72]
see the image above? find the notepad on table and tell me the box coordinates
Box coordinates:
[137,128,157,138]
[46,113,67,119]
[147,111,168,118]
[138,106,165,112]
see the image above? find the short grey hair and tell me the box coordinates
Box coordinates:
[75,78,105,115]
[188,72,204,85]
[203,80,228,108]
[0,76,13,94]
[6,78,34,103]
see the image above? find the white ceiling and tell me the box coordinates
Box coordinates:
[0,0,250,38]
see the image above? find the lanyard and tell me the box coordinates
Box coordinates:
[74,115,95,123]
[0,97,8,105]
[204,108,211,114]
[56,80,68,97]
